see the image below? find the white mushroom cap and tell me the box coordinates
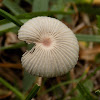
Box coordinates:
[18,16,79,78]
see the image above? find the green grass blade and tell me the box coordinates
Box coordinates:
[97,15,100,34]
[0,19,10,24]
[0,10,74,34]
[0,42,26,51]
[33,0,49,12]
[0,19,28,35]
[84,66,100,83]
[43,79,78,94]
[0,22,16,35]
[25,0,33,5]
[17,10,74,19]
[76,34,100,42]
[0,10,74,24]
[0,9,23,27]
[3,0,26,15]
[78,4,100,15]
[77,82,95,100]
[23,71,36,92]
[50,0,65,20]
[0,77,24,100]
[42,72,87,95]
[25,84,40,100]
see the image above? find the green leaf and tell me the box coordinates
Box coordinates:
[70,96,85,100]
[0,19,10,24]
[0,10,74,24]
[0,9,23,27]
[25,84,40,100]
[23,71,36,92]
[0,22,16,35]
[97,15,100,34]
[76,34,100,42]
[50,0,65,20]
[17,10,74,19]
[83,80,93,92]
[25,0,33,5]
[27,44,35,50]
[78,4,100,15]
[0,10,73,35]
[95,53,100,64]
[32,0,49,12]
[14,0,20,4]
[77,82,95,100]
[0,42,26,51]
[3,0,26,15]
[42,79,81,95]
[0,10,74,35]
[71,80,94,100]
[0,19,28,35]
[75,80,94,100]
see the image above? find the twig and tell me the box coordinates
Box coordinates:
[0,63,22,69]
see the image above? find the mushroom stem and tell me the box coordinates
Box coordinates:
[36,77,42,86]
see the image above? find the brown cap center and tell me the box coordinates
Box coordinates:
[42,38,51,46]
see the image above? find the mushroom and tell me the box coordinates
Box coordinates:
[18,16,79,78]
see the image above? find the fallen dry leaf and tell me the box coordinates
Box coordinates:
[5,32,18,46]
[80,47,100,61]
[0,89,12,100]
[0,63,22,69]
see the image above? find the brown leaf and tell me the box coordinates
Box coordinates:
[5,32,18,46]
[0,63,22,69]
[0,89,12,99]
[80,47,100,61]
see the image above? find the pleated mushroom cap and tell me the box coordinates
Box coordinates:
[18,16,79,78]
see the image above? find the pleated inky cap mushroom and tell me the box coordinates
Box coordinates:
[18,16,79,78]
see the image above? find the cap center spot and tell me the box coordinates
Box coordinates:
[42,38,51,46]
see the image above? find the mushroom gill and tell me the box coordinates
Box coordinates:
[18,16,79,78]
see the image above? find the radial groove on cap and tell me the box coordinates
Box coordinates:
[18,16,79,78]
